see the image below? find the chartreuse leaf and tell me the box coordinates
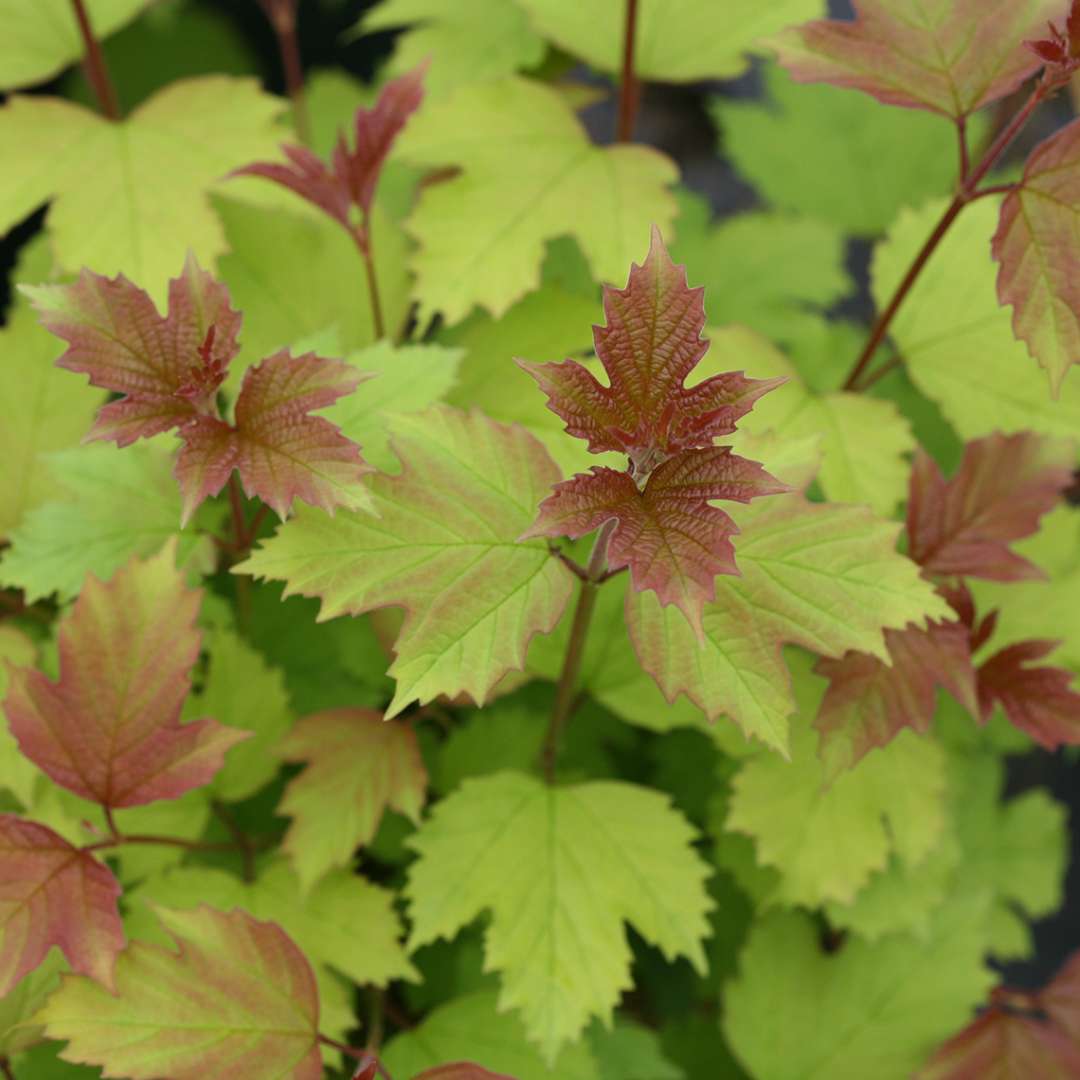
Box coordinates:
[0,0,149,90]
[0,77,284,305]
[0,302,101,538]
[237,407,574,717]
[38,905,323,1080]
[515,0,825,81]
[276,709,427,891]
[3,545,248,808]
[772,0,1053,119]
[628,488,949,753]
[405,773,712,1061]
[712,63,980,235]
[355,0,545,98]
[724,651,948,906]
[874,197,1080,438]
[394,77,678,322]
[181,626,292,802]
[0,444,215,603]
[723,895,995,1079]
[0,950,64,1056]
[0,816,124,996]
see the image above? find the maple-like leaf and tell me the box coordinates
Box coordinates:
[524,448,787,634]
[977,639,1080,748]
[38,905,323,1080]
[237,407,574,716]
[235,63,426,246]
[413,1067,515,1080]
[906,434,1074,581]
[994,117,1080,394]
[276,709,427,891]
[24,256,241,446]
[1044,950,1080,1040]
[772,0,1059,119]
[3,545,247,808]
[406,772,712,1061]
[175,349,371,522]
[0,816,124,996]
[815,616,978,775]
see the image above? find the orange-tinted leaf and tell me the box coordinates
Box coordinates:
[772,0,1057,119]
[518,227,781,469]
[815,616,978,774]
[277,709,427,890]
[38,905,322,1080]
[414,1067,515,1080]
[175,350,371,523]
[3,545,247,808]
[906,433,1074,581]
[0,816,124,996]
[977,639,1080,748]
[523,446,786,633]
[22,256,241,446]
[994,117,1080,394]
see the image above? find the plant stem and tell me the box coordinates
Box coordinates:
[855,352,903,392]
[82,833,245,854]
[842,80,1049,392]
[258,0,311,144]
[70,0,119,120]
[356,226,386,340]
[542,520,616,781]
[616,0,641,141]
[228,475,248,547]
[317,1035,392,1079]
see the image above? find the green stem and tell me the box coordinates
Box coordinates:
[70,0,119,119]
[616,0,641,141]
[542,520,616,781]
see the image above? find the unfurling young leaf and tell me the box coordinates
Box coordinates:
[25,258,371,523]
[37,905,323,1080]
[0,816,124,996]
[3,544,247,808]
[521,228,786,632]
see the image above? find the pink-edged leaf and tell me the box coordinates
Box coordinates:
[921,997,1080,1080]
[0,816,124,996]
[2,545,248,808]
[994,117,1080,394]
[815,615,978,775]
[906,433,1074,581]
[523,446,787,634]
[1043,950,1080,1040]
[977,639,1080,748]
[233,63,426,240]
[21,255,240,446]
[517,227,782,467]
[772,0,1059,120]
[413,1067,515,1080]
[175,350,371,523]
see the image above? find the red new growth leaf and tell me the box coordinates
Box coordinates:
[906,433,1074,581]
[175,350,372,522]
[2,545,248,808]
[518,227,783,469]
[1025,1,1080,69]
[0,816,124,996]
[977,639,1080,749]
[815,615,978,774]
[414,1067,516,1080]
[235,63,427,245]
[351,1062,378,1080]
[23,256,240,446]
[523,447,787,634]
[772,0,1059,120]
[1044,950,1080,1041]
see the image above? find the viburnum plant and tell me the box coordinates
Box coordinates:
[4,0,1080,1076]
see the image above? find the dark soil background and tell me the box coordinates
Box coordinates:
[1,0,1077,993]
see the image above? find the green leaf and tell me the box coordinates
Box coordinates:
[238,407,574,717]
[0,302,101,538]
[395,77,677,322]
[588,1021,684,1080]
[514,0,826,81]
[356,0,546,98]
[873,197,1080,437]
[627,488,949,753]
[712,63,979,235]
[0,0,149,90]
[181,626,292,802]
[0,444,215,603]
[723,897,995,1080]
[724,652,948,906]
[323,340,463,473]
[0,948,65,1055]
[406,772,713,1061]
[0,77,284,305]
